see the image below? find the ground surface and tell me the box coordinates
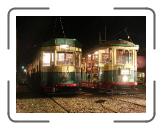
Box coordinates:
[16,85,146,113]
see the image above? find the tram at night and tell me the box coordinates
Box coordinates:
[27,38,82,93]
[81,40,139,91]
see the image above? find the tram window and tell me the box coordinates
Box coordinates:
[75,53,80,66]
[129,50,133,64]
[116,49,123,64]
[125,50,129,64]
[87,54,92,61]
[116,49,133,64]
[101,53,108,63]
[101,48,112,64]
[65,53,74,65]
[57,52,74,65]
[42,52,51,66]
[57,53,65,65]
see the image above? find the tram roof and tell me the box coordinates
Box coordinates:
[93,40,139,50]
[99,40,138,47]
[41,38,81,48]
[83,40,139,55]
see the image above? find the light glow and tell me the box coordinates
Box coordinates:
[43,52,50,66]
[60,45,69,49]
[21,66,24,70]
[88,54,91,57]
[122,75,128,82]
[51,53,54,62]
[94,51,99,55]
[57,53,64,61]
[23,69,27,73]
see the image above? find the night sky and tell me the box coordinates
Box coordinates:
[16,16,146,67]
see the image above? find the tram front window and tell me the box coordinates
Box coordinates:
[42,52,55,67]
[57,52,74,65]
[42,52,51,66]
[116,49,133,64]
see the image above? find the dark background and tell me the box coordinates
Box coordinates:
[16,16,146,68]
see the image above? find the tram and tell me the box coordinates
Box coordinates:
[81,40,139,91]
[27,38,82,93]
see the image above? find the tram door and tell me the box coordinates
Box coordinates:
[115,49,134,83]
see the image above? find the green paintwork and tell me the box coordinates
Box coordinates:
[135,85,145,89]
[110,44,134,47]
[41,38,81,48]
[40,72,81,86]
[101,70,137,82]
[81,70,137,83]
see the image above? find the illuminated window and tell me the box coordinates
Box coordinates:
[101,48,112,64]
[58,53,64,62]
[129,50,133,64]
[75,52,80,66]
[116,49,133,64]
[93,51,99,63]
[51,53,54,62]
[116,49,123,64]
[125,50,129,64]
[43,52,50,66]
[101,53,109,63]
[57,52,74,65]
[65,53,73,65]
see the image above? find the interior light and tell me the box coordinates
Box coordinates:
[94,51,99,55]
[43,52,50,66]
[60,45,69,49]
[88,54,91,57]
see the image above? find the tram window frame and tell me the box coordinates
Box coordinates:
[116,49,133,64]
[75,52,80,67]
[42,52,55,67]
[129,50,133,64]
[57,52,74,66]
[42,52,51,67]
[101,48,112,64]
[93,54,99,65]
[51,53,54,62]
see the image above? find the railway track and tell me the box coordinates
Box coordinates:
[17,89,146,113]
[116,98,146,107]
[97,102,118,113]
[49,98,70,113]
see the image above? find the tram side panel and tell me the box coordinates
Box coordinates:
[40,54,81,93]
[40,66,80,93]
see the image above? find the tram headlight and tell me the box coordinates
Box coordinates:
[122,75,128,82]
[23,69,27,73]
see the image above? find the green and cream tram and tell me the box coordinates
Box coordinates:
[81,40,139,90]
[27,38,82,93]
